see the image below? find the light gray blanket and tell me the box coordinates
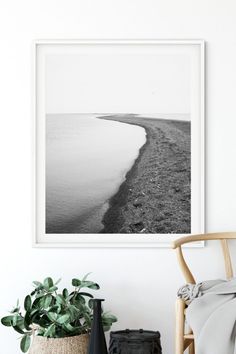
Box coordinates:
[178,278,236,354]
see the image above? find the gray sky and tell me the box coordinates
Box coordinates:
[45,45,191,115]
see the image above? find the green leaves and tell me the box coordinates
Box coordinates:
[79,292,94,298]
[10,300,20,314]
[1,275,117,352]
[20,335,31,353]
[12,325,25,335]
[24,311,32,331]
[32,278,58,296]
[43,277,54,289]
[24,296,32,312]
[43,323,56,337]
[72,278,81,287]
[102,313,118,332]
[83,313,92,327]
[63,288,69,299]
[38,294,53,309]
[33,281,42,287]
[56,295,66,306]
[47,312,57,322]
[1,315,14,327]
[84,281,100,290]
[72,278,100,291]
[45,294,53,308]
[90,283,100,290]
[57,314,70,324]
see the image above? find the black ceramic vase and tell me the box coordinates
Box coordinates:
[88,299,108,354]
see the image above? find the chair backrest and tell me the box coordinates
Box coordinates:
[172,232,236,284]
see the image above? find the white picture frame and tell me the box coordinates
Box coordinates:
[33,39,205,248]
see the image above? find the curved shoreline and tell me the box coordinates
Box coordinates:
[98,116,151,233]
[98,115,191,234]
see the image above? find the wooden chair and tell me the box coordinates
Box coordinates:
[172,232,236,354]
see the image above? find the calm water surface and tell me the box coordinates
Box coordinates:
[46,114,146,233]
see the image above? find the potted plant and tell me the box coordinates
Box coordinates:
[1,275,117,353]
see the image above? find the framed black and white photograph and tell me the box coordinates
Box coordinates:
[34,39,205,247]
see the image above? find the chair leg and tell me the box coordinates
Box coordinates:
[189,341,195,354]
[175,298,185,354]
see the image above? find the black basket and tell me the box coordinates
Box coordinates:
[109,329,162,354]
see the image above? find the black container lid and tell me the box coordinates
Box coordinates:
[110,329,161,342]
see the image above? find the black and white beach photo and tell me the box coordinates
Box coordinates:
[46,113,191,234]
[35,40,204,245]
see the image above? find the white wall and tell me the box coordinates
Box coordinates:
[0,1,236,353]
